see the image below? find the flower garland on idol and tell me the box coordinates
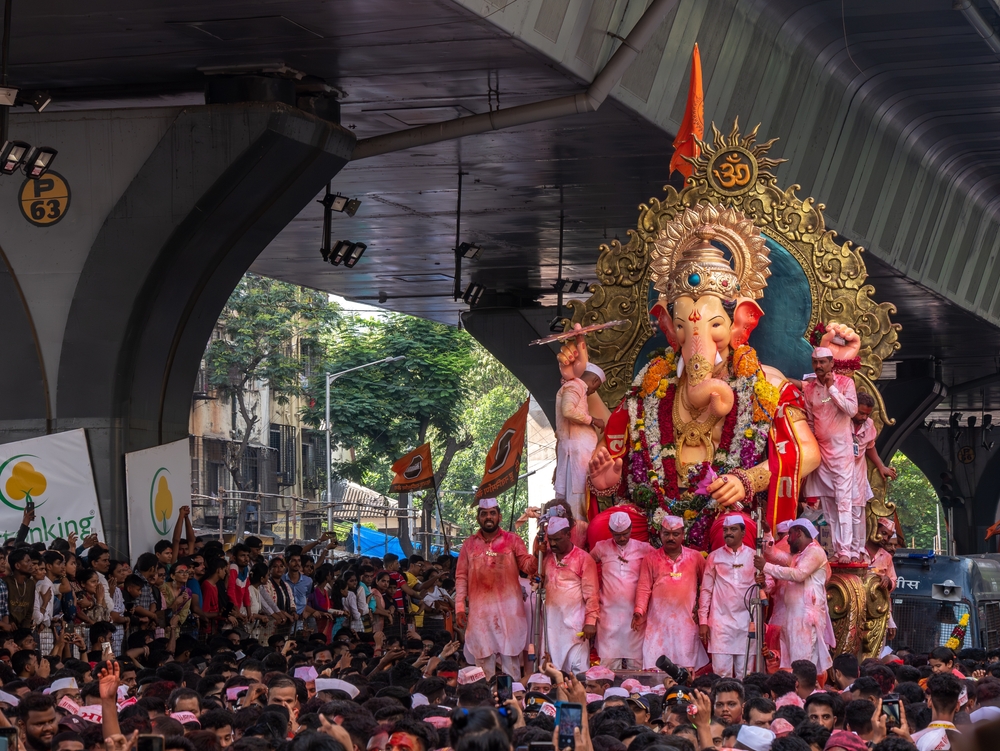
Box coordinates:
[625,344,778,547]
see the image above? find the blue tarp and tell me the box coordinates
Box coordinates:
[350,524,459,558]
[352,524,405,558]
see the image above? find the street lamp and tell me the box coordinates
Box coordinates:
[325,355,406,530]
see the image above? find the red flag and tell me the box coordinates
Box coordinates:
[475,400,530,502]
[389,443,435,493]
[669,44,704,180]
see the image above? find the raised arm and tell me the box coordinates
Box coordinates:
[512,535,538,578]
[829,375,858,417]
[561,381,593,426]
[763,547,826,583]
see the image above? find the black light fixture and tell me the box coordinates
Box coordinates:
[23,146,56,179]
[552,278,590,294]
[343,242,366,268]
[22,90,51,112]
[329,240,366,268]
[330,240,353,266]
[0,140,29,175]
[458,241,482,260]
[463,283,485,306]
[320,190,361,217]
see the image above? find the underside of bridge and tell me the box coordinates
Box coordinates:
[5,0,1000,553]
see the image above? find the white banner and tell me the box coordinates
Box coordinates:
[0,429,104,545]
[125,438,191,560]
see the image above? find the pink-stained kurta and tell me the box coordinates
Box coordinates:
[763,536,791,629]
[555,378,598,520]
[762,540,834,672]
[543,545,600,673]
[634,546,709,671]
[852,417,877,507]
[802,375,859,508]
[590,537,654,664]
[698,544,772,657]
[456,530,538,659]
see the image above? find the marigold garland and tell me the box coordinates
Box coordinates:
[624,345,772,547]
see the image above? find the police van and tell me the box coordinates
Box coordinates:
[888,549,1000,653]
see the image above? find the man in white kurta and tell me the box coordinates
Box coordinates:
[699,514,771,678]
[755,519,834,673]
[455,497,538,680]
[802,346,859,562]
[542,516,599,673]
[554,364,605,521]
[590,511,653,668]
[633,515,709,672]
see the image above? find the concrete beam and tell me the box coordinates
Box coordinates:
[0,104,355,556]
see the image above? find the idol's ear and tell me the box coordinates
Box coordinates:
[650,302,679,350]
[731,299,764,348]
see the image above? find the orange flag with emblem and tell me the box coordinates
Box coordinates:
[475,400,530,502]
[669,44,704,180]
[389,443,435,493]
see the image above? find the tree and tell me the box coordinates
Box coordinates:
[205,275,340,500]
[887,453,941,548]
[303,314,478,553]
[436,346,529,536]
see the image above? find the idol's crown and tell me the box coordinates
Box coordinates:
[663,229,741,301]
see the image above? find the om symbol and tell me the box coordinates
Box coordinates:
[710,150,756,193]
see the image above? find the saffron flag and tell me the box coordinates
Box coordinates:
[669,43,704,180]
[474,400,530,502]
[389,443,436,494]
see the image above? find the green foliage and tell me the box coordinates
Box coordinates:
[435,347,529,534]
[206,274,339,402]
[204,274,339,489]
[303,314,477,489]
[887,452,941,548]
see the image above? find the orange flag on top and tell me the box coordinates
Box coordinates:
[389,443,436,494]
[475,400,530,502]
[669,44,704,180]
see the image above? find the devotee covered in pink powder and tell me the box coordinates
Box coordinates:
[541,516,599,673]
[455,496,537,680]
[632,514,708,673]
[755,518,834,673]
[589,510,653,668]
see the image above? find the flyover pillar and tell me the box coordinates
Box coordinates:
[0,104,355,557]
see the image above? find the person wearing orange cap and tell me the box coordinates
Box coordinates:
[589,510,653,668]
[632,515,708,673]
[455,497,537,680]
[802,343,860,563]
[541,515,599,673]
[699,514,772,678]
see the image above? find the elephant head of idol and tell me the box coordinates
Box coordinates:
[649,204,771,420]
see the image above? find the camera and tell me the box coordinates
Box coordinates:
[655,655,690,687]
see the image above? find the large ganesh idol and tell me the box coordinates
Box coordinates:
[574,122,899,554]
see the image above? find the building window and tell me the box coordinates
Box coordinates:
[302,431,325,489]
[270,424,297,486]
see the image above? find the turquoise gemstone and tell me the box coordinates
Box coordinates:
[688,273,701,286]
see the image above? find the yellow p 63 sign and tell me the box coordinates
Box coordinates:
[19,172,70,227]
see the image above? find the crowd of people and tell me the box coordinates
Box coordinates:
[0,497,995,751]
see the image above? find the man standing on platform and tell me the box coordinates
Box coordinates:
[802,344,859,563]
[632,515,709,673]
[852,391,897,562]
[754,519,834,673]
[542,516,599,673]
[455,498,537,680]
[590,510,653,668]
[699,514,770,678]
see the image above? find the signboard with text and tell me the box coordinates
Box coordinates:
[0,429,104,545]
